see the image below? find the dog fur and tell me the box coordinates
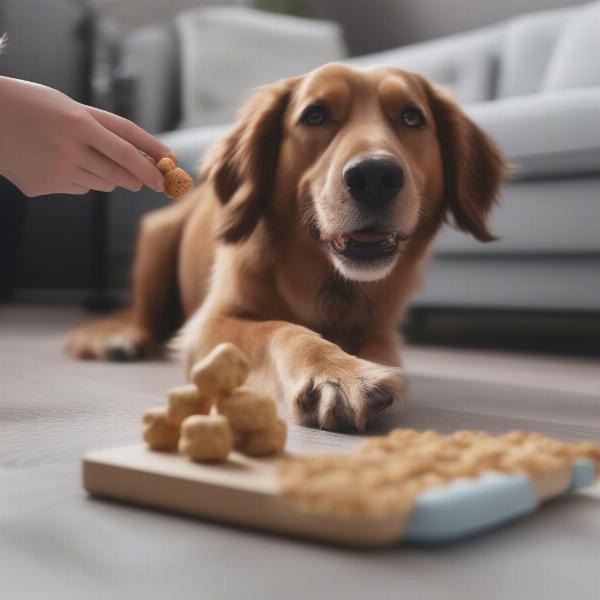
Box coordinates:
[67,64,505,431]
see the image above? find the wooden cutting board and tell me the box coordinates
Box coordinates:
[83,444,409,547]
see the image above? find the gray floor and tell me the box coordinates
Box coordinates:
[1,304,599,600]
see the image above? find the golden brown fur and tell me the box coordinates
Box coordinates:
[67,64,504,431]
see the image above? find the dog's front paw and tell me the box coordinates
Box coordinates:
[289,358,405,432]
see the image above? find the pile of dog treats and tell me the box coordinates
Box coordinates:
[143,343,286,462]
[278,429,600,519]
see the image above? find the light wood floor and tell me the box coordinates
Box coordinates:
[1,304,599,600]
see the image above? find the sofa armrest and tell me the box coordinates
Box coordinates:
[465,87,600,179]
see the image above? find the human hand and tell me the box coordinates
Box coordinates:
[0,76,174,197]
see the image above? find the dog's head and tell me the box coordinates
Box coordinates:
[203,64,505,282]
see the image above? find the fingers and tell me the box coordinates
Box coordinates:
[74,168,117,193]
[66,183,91,195]
[86,119,164,192]
[85,105,175,162]
[82,148,142,192]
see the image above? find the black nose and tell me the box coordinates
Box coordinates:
[343,155,404,206]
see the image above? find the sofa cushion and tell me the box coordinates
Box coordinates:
[434,176,600,255]
[495,6,575,99]
[466,87,600,178]
[415,256,600,311]
[176,7,346,128]
[347,27,502,104]
[542,1,600,92]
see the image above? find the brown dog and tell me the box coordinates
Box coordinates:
[67,64,504,431]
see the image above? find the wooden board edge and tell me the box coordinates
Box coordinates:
[82,455,408,548]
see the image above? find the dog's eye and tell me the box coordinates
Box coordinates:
[401,108,426,128]
[300,105,331,126]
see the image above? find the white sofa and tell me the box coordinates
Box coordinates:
[107,3,600,312]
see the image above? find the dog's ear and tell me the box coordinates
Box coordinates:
[420,79,505,242]
[201,79,296,243]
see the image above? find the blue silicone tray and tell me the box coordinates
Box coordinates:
[403,458,596,543]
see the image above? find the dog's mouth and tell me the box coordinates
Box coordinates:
[326,228,408,261]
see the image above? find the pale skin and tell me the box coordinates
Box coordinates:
[0,76,174,197]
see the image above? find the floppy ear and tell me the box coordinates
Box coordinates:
[201,79,296,243]
[420,79,505,242]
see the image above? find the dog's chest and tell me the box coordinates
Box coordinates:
[280,272,375,342]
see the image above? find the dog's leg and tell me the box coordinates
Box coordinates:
[66,198,195,361]
[184,315,404,431]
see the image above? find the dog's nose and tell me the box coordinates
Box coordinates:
[343,155,404,206]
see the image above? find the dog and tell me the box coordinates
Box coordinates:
[67,63,505,432]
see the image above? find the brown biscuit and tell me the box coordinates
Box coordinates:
[142,407,180,450]
[235,418,287,457]
[166,384,212,425]
[190,343,250,399]
[218,387,277,432]
[179,414,233,462]
[156,157,177,175]
[164,167,193,200]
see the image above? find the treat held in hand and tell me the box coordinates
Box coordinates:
[144,153,193,200]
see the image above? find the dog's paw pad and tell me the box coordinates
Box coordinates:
[366,386,396,415]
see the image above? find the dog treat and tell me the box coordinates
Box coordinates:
[141,342,289,461]
[235,418,287,457]
[141,153,193,200]
[179,414,233,462]
[190,343,250,399]
[278,429,600,519]
[218,386,277,432]
[166,383,212,425]
[142,407,180,451]
[141,343,290,461]
[157,157,177,175]
[164,167,193,200]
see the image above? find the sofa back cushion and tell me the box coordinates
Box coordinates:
[176,6,346,128]
[542,1,600,92]
[495,6,576,99]
[346,27,502,105]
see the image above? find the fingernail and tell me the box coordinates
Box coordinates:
[153,177,164,192]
